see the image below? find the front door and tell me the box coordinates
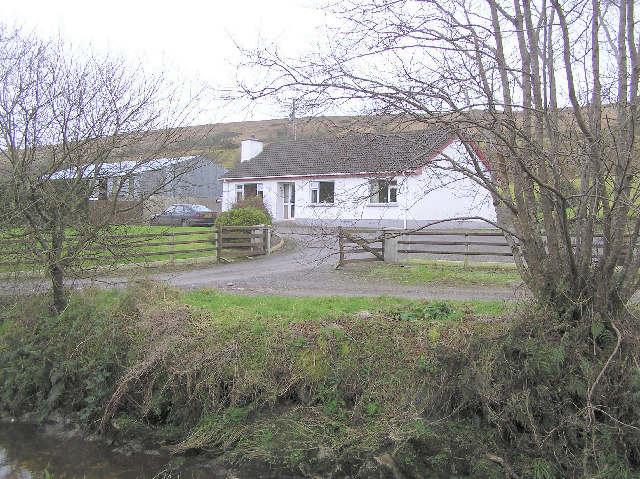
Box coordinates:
[283,183,295,219]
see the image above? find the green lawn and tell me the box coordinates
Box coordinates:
[0,225,218,272]
[182,289,509,325]
[367,262,521,287]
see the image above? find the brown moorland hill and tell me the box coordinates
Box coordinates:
[123,115,434,169]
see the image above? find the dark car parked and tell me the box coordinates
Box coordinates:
[149,204,217,227]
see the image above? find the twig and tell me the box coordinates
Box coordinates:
[488,454,522,479]
[586,319,622,424]
[589,406,640,431]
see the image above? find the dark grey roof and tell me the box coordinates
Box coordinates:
[222,129,456,179]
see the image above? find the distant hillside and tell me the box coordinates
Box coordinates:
[16,110,606,172]
[152,115,432,169]
[8,115,434,172]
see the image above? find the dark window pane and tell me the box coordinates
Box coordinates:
[244,183,258,197]
[319,182,334,203]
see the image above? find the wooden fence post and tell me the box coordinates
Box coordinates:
[382,227,403,263]
[217,223,222,261]
[338,226,345,268]
[263,226,271,254]
[464,232,469,267]
[170,231,175,262]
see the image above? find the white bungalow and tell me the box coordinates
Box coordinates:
[220,129,496,229]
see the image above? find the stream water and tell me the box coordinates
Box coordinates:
[0,420,232,479]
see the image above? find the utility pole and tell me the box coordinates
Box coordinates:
[289,99,297,140]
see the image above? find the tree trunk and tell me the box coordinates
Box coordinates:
[49,262,67,314]
[48,227,67,313]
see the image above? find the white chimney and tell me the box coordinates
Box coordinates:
[240,135,263,163]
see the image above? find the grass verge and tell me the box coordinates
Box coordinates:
[367,262,521,286]
[182,288,508,324]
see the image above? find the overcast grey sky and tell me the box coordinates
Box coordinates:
[0,0,325,124]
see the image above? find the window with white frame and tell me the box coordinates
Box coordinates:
[310,181,334,204]
[236,183,264,202]
[369,179,398,204]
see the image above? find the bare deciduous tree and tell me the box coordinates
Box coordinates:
[0,25,202,312]
[238,0,640,321]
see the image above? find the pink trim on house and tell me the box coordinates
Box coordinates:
[222,170,421,183]
[413,137,457,175]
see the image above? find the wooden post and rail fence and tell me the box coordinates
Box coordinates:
[336,227,635,268]
[0,225,272,269]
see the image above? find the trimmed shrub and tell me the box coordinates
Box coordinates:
[215,196,272,227]
[215,206,271,227]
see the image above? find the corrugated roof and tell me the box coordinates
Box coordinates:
[50,156,199,179]
[222,129,455,180]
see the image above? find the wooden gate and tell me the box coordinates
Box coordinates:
[337,227,385,267]
[217,224,271,262]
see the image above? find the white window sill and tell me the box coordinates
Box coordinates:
[367,203,399,207]
[309,203,336,207]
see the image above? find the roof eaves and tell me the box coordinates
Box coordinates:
[222,169,422,182]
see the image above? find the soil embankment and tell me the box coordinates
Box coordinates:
[1,280,638,478]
